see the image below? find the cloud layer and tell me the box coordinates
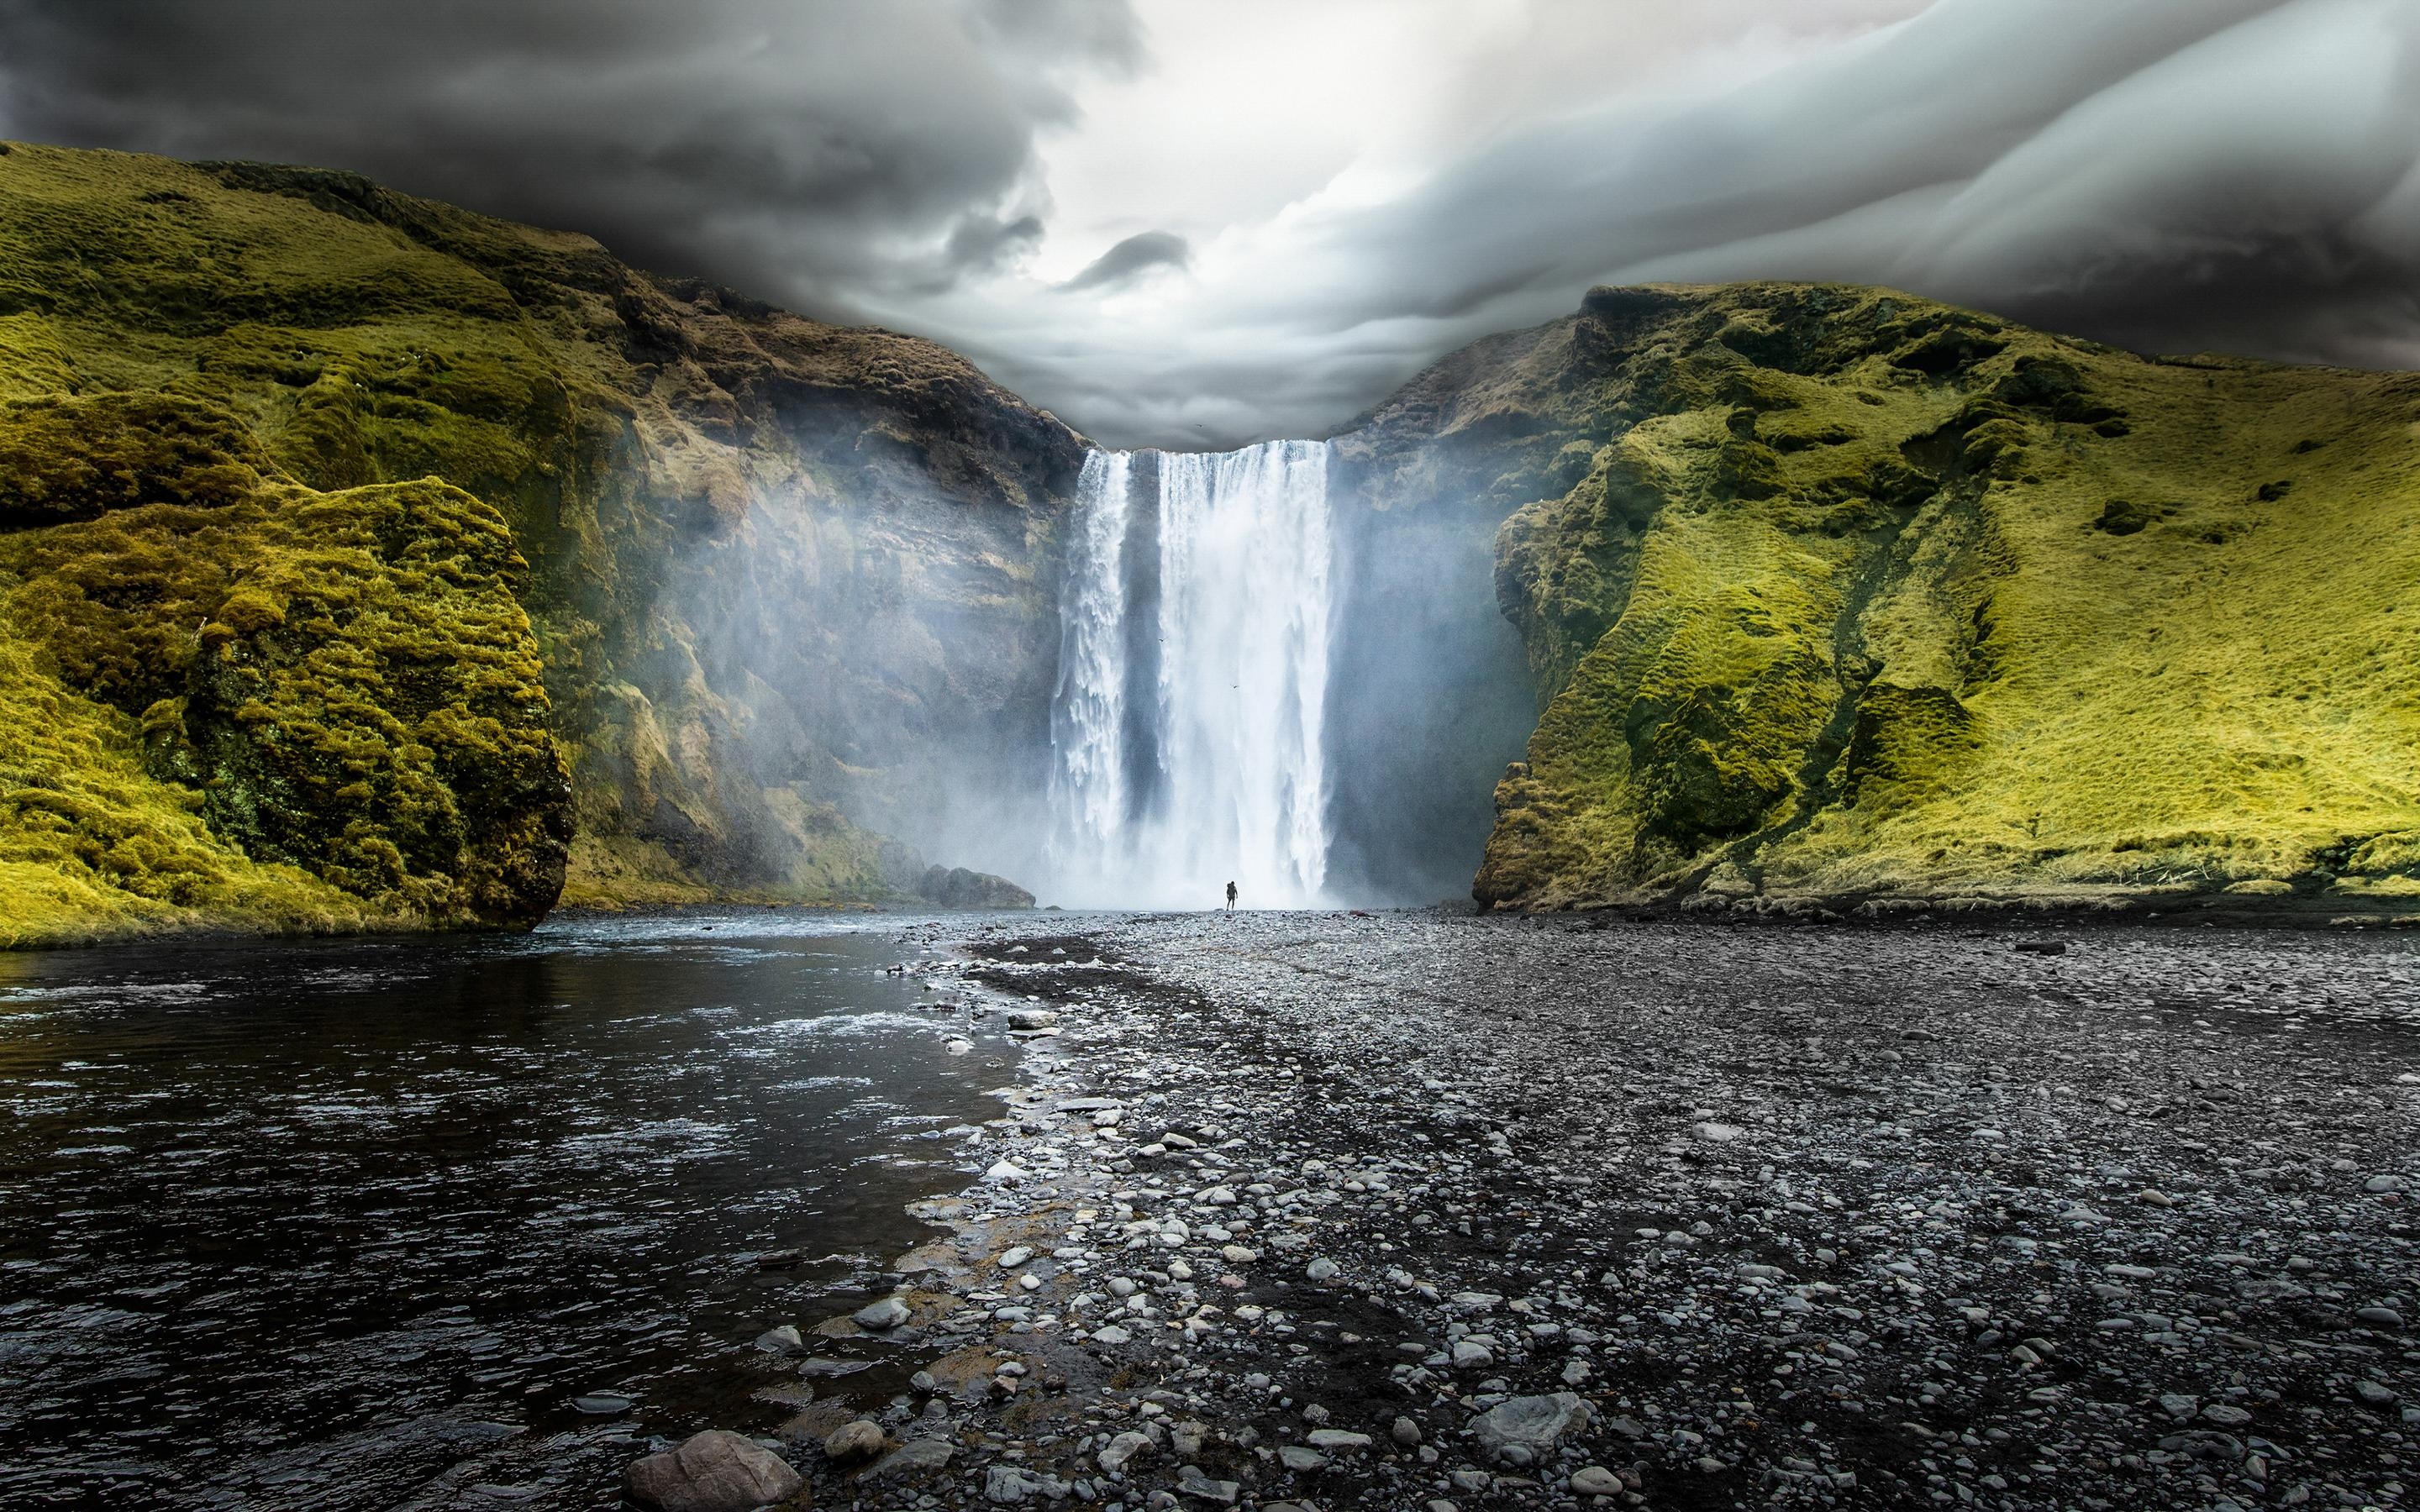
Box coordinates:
[4,0,2417,446]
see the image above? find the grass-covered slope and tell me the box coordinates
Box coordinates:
[1348,282,2420,914]
[0,143,1076,941]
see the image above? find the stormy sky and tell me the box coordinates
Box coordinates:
[3,0,2416,446]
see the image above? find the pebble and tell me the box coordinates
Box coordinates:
[852,1297,910,1331]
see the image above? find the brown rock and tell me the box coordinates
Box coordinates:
[823,1419,885,1463]
[624,1430,804,1512]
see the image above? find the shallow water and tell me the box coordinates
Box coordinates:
[0,911,1013,1509]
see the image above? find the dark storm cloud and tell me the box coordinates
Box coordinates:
[1307,0,2420,370]
[3,0,2416,444]
[0,0,1140,318]
[1060,228,1189,291]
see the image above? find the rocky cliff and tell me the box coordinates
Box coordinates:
[0,144,1077,944]
[1346,281,2420,914]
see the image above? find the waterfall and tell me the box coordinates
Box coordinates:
[1048,439,1334,907]
[1049,449,1134,853]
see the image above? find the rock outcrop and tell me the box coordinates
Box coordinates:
[914,864,1036,911]
[1344,281,2420,912]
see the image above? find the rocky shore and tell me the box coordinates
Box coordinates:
[629,909,2417,1512]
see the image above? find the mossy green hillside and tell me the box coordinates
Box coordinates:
[0,143,1078,939]
[1351,282,2420,911]
[0,462,566,942]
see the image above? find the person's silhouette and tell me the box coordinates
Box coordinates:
[1224,880,1238,913]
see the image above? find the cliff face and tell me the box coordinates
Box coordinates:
[0,144,1079,943]
[1349,282,2420,914]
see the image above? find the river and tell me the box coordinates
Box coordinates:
[0,911,1016,1509]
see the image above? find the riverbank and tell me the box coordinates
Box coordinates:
[724,908,2417,1512]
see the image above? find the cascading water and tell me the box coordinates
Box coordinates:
[1050,449,1135,852]
[1049,439,1334,907]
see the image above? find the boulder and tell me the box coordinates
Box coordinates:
[861,1437,955,1481]
[624,1430,804,1512]
[852,1296,911,1331]
[1570,1465,1622,1496]
[753,1325,804,1355]
[823,1419,884,1462]
[1470,1393,1592,1462]
[918,865,1035,910]
[1097,1430,1154,1473]
[985,1464,1034,1503]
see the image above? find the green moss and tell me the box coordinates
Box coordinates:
[0,474,569,939]
[0,391,277,526]
[0,638,375,947]
[1453,282,2420,910]
[0,152,582,938]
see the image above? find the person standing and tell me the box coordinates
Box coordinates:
[1225,880,1238,913]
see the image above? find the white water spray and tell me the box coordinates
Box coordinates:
[1048,440,1334,907]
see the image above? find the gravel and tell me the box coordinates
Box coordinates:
[697,908,2420,1511]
